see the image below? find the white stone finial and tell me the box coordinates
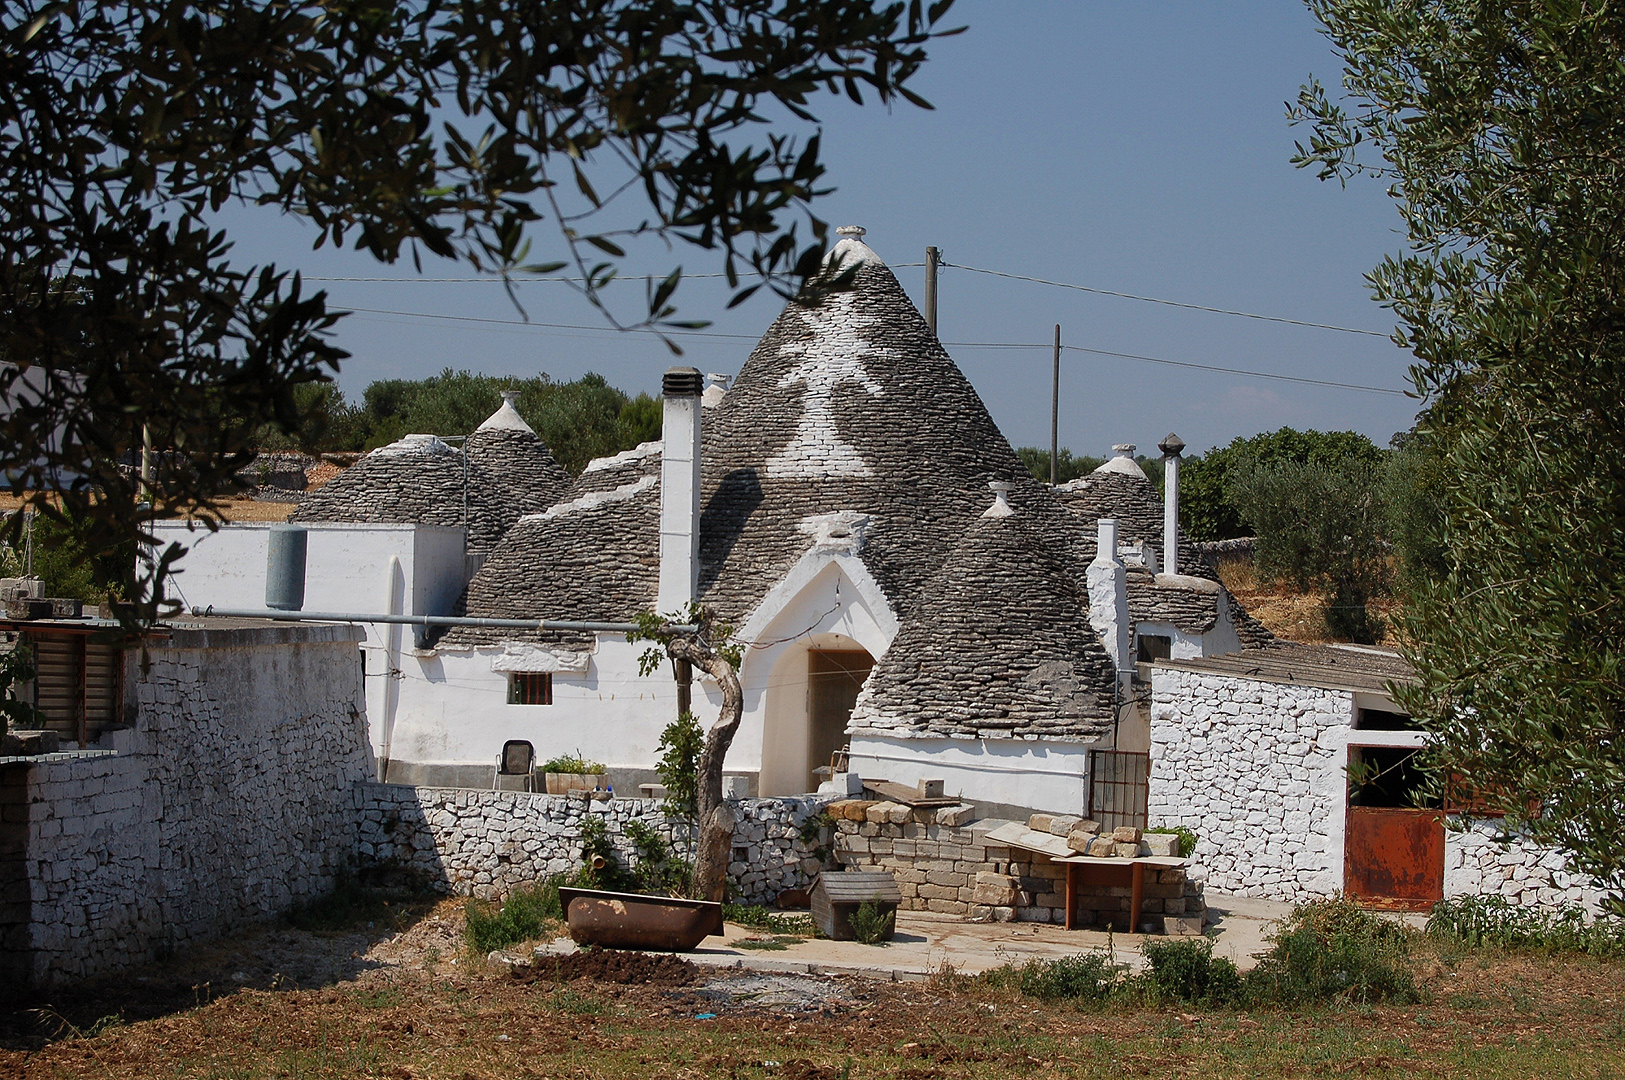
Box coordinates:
[983,480,1014,518]
[1111,443,1136,457]
[836,225,867,239]
[477,391,535,433]
[501,390,519,405]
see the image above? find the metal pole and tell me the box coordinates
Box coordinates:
[140,423,153,503]
[924,246,940,337]
[1050,324,1061,486]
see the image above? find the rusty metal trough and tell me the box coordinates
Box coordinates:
[557,887,724,951]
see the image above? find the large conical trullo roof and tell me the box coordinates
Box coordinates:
[848,498,1117,741]
[445,230,1106,647]
[292,394,571,553]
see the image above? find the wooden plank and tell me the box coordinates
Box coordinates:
[862,780,960,807]
[817,872,901,904]
[1130,862,1145,934]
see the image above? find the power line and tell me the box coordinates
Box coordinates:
[344,305,1405,396]
[941,261,1393,339]
[308,264,926,284]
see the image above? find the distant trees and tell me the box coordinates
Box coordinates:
[1017,447,1104,485]
[254,369,661,475]
[1181,428,1386,542]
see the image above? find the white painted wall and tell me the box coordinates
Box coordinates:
[1149,666,1606,913]
[846,733,1096,815]
[150,521,466,763]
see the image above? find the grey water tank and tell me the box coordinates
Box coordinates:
[265,525,308,611]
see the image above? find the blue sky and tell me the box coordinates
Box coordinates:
[226,1,1418,457]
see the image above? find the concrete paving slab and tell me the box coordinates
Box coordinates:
[535,891,1294,980]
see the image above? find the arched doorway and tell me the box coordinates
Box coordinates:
[759,633,875,795]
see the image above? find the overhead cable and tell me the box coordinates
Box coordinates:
[940,261,1393,339]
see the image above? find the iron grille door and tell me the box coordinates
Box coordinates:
[1089,749,1150,830]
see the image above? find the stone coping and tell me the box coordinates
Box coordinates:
[0,749,120,766]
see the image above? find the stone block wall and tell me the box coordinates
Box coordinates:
[1150,666,1607,913]
[355,783,833,905]
[2,623,372,988]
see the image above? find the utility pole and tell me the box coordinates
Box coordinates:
[924,246,940,336]
[1050,324,1061,487]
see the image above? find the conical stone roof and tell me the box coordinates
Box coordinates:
[292,397,571,554]
[847,506,1116,741]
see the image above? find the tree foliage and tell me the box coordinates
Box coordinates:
[1297,0,1625,903]
[1016,447,1104,485]
[0,0,957,624]
[1181,427,1385,542]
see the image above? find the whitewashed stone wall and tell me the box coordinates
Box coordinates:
[355,783,833,905]
[1446,819,1608,913]
[1149,667,1348,900]
[1150,667,1606,914]
[1,623,371,987]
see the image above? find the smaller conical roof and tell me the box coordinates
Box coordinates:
[848,501,1116,742]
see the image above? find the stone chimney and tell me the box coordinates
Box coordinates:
[1087,517,1131,675]
[982,480,1014,518]
[701,372,733,409]
[1158,432,1186,577]
[658,367,704,614]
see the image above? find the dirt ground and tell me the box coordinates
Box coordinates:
[2,899,1623,1080]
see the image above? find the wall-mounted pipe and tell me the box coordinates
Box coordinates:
[190,606,697,634]
[264,525,307,611]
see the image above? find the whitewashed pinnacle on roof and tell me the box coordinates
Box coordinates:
[477,391,536,434]
[1094,443,1147,479]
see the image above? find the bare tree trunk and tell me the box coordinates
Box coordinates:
[667,637,743,903]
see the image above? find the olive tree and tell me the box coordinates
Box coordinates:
[1297,0,1625,904]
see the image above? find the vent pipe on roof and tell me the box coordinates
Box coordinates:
[658,367,704,615]
[1158,432,1186,577]
[265,525,307,611]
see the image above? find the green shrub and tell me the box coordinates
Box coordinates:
[848,901,894,946]
[538,754,606,775]
[721,903,816,937]
[1245,898,1419,1005]
[1014,951,1122,1004]
[1145,826,1199,858]
[654,711,702,818]
[1138,936,1243,1006]
[577,814,624,890]
[464,880,563,953]
[1427,895,1625,956]
[625,819,693,895]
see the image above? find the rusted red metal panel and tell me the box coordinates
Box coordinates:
[1345,807,1444,911]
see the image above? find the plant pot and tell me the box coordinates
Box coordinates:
[544,772,603,795]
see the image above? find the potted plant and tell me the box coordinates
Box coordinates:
[539,753,608,795]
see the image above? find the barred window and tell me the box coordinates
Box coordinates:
[507,672,553,705]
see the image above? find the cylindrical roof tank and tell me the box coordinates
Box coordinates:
[265,525,308,611]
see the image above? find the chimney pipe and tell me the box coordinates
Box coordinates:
[1158,432,1186,577]
[658,367,704,614]
[1086,517,1130,674]
[265,525,308,611]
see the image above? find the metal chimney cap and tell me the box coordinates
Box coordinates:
[662,366,704,397]
[835,225,867,239]
[1158,432,1186,458]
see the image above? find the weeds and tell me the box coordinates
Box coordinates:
[464,881,562,954]
[1009,951,1121,1004]
[1247,898,1419,1005]
[1427,895,1625,957]
[848,900,894,945]
[722,903,816,937]
[1138,936,1243,1005]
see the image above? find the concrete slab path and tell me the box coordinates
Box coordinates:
[532,891,1296,982]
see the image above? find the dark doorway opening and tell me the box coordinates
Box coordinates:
[806,649,874,792]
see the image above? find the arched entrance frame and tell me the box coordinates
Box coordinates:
[733,553,896,796]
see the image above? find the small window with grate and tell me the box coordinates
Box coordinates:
[1136,633,1172,663]
[507,672,553,705]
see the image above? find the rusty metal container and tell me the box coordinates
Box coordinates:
[557,887,723,951]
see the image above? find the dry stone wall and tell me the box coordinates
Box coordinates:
[355,783,833,905]
[2,624,371,988]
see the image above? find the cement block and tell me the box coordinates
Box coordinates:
[1111,826,1142,843]
[1065,829,1096,854]
[1164,916,1203,936]
[866,801,904,824]
[971,872,1019,906]
[936,804,976,827]
[1086,836,1118,857]
[1027,813,1056,833]
[1112,842,1140,859]
[1142,832,1180,858]
[1046,815,1082,837]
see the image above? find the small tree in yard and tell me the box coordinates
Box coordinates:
[629,606,744,903]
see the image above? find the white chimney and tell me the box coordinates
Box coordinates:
[658,367,704,614]
[982,479,1014,518]
[701,372,733,409]
[1087,517,1131,674]
[1158,432,1186,577]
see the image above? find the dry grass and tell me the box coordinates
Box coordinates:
[1215,558,1403,644]
[2,908,1622,1080]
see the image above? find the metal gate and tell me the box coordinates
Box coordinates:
[1089,750,1149,830]
[1344,806,1444,911]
